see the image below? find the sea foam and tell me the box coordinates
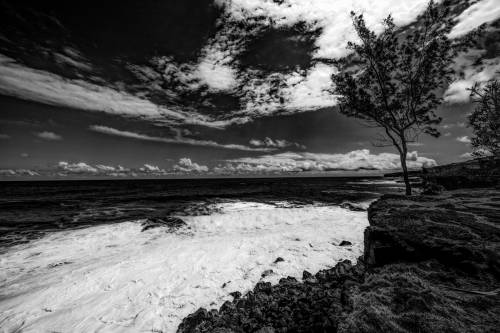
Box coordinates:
[0,201,368,332]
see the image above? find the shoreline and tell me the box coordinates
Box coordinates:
[178,185,500,332]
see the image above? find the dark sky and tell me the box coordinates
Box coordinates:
[0,0,498,178]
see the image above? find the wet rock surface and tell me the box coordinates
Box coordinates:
[140,216,187,232]
[178,187,500,333]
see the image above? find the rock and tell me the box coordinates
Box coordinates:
[261,269,273,278]
[273,257,284,263]
[339,240,352,246]
[177,185,500,333]
[340,202,366,211]
[422,182,445,195]
[177,308,209,333]
[229,291,241,299]
[140,216,186,232]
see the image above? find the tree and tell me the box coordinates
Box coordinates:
[468,79,500,157]
[332,1,457,195]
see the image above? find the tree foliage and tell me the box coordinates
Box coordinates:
[468,79,500,157]
[332,1,458,194]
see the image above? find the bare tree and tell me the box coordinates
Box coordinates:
[332,1,457,195]
[468,79,500,157]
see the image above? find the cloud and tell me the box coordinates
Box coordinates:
[215,0,432,59]
[249,137,305,149]
[173,158,209,173]
[56,161,168,177]
[214,149,436,174]
[89,125,274,152]
[139,164,168,175]
[36,131,62,141]
[58,161,98,174]
[196,62,237,91]
[456,135,471,143]
[1,0,495,131]
[0,133,10,139]
[448,0,500,38]
[0,55,224,128]
[459,152,473,159]
[0,169,40,177]
[444,58,500,103]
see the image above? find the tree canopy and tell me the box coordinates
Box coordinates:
[468,79,500,157]
[332,1,459,194]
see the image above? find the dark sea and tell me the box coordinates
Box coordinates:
[0,176,403,249]
[0,176,403,332]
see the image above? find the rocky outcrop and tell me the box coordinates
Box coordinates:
[178,260,365,333]
[364,190,500,275]
[422,157,500,189]
[178,188,500,333]
[141,216,186,232]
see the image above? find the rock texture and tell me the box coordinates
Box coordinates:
[422,156,500,189]
[177,188,500,333]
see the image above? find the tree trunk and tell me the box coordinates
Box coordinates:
[399,148,412,195]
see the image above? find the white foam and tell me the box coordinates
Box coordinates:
[0,202,368,333]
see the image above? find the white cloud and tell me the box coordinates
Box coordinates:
[173,158,209,173]
[214,149,436,174]
[459,152,473,159]
[0,55,224,128]
[444,58,500,103]
[196,61,237,91]
[0,169,39,177]
[89,125,274,152]
[449,0,500,38]
[249,137,305,149]
[2,0,494,130]
[456,135,471,143]
[56,161,168,177]
[215,0,432,59]
[284,63,337,110]
[36,131,62,141]
[58,161,98,174]
[139,164,168,174]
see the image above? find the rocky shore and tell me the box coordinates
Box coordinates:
[177,161,500,332]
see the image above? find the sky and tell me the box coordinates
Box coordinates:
[0,0,499,179]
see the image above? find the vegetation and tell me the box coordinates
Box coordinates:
[332,1,457,195]
[468,79,500,157]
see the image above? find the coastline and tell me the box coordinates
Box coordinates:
[178,160,500,333]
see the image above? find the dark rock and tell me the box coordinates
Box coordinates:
[177,308,209,332]
[141,216,186,232]
[340,202,366,211]
[229,291,241,299]
[422,182,445,195]
[273,257,284,263]
[422,156,500,189]
[261,269,273,278]
[339,240,352,246]
[178,185,500,333]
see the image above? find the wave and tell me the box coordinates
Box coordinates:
[0,201,368,332]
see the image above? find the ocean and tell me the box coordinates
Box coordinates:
[0,177,403,332]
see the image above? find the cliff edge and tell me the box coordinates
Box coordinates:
[178,182,500,332]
